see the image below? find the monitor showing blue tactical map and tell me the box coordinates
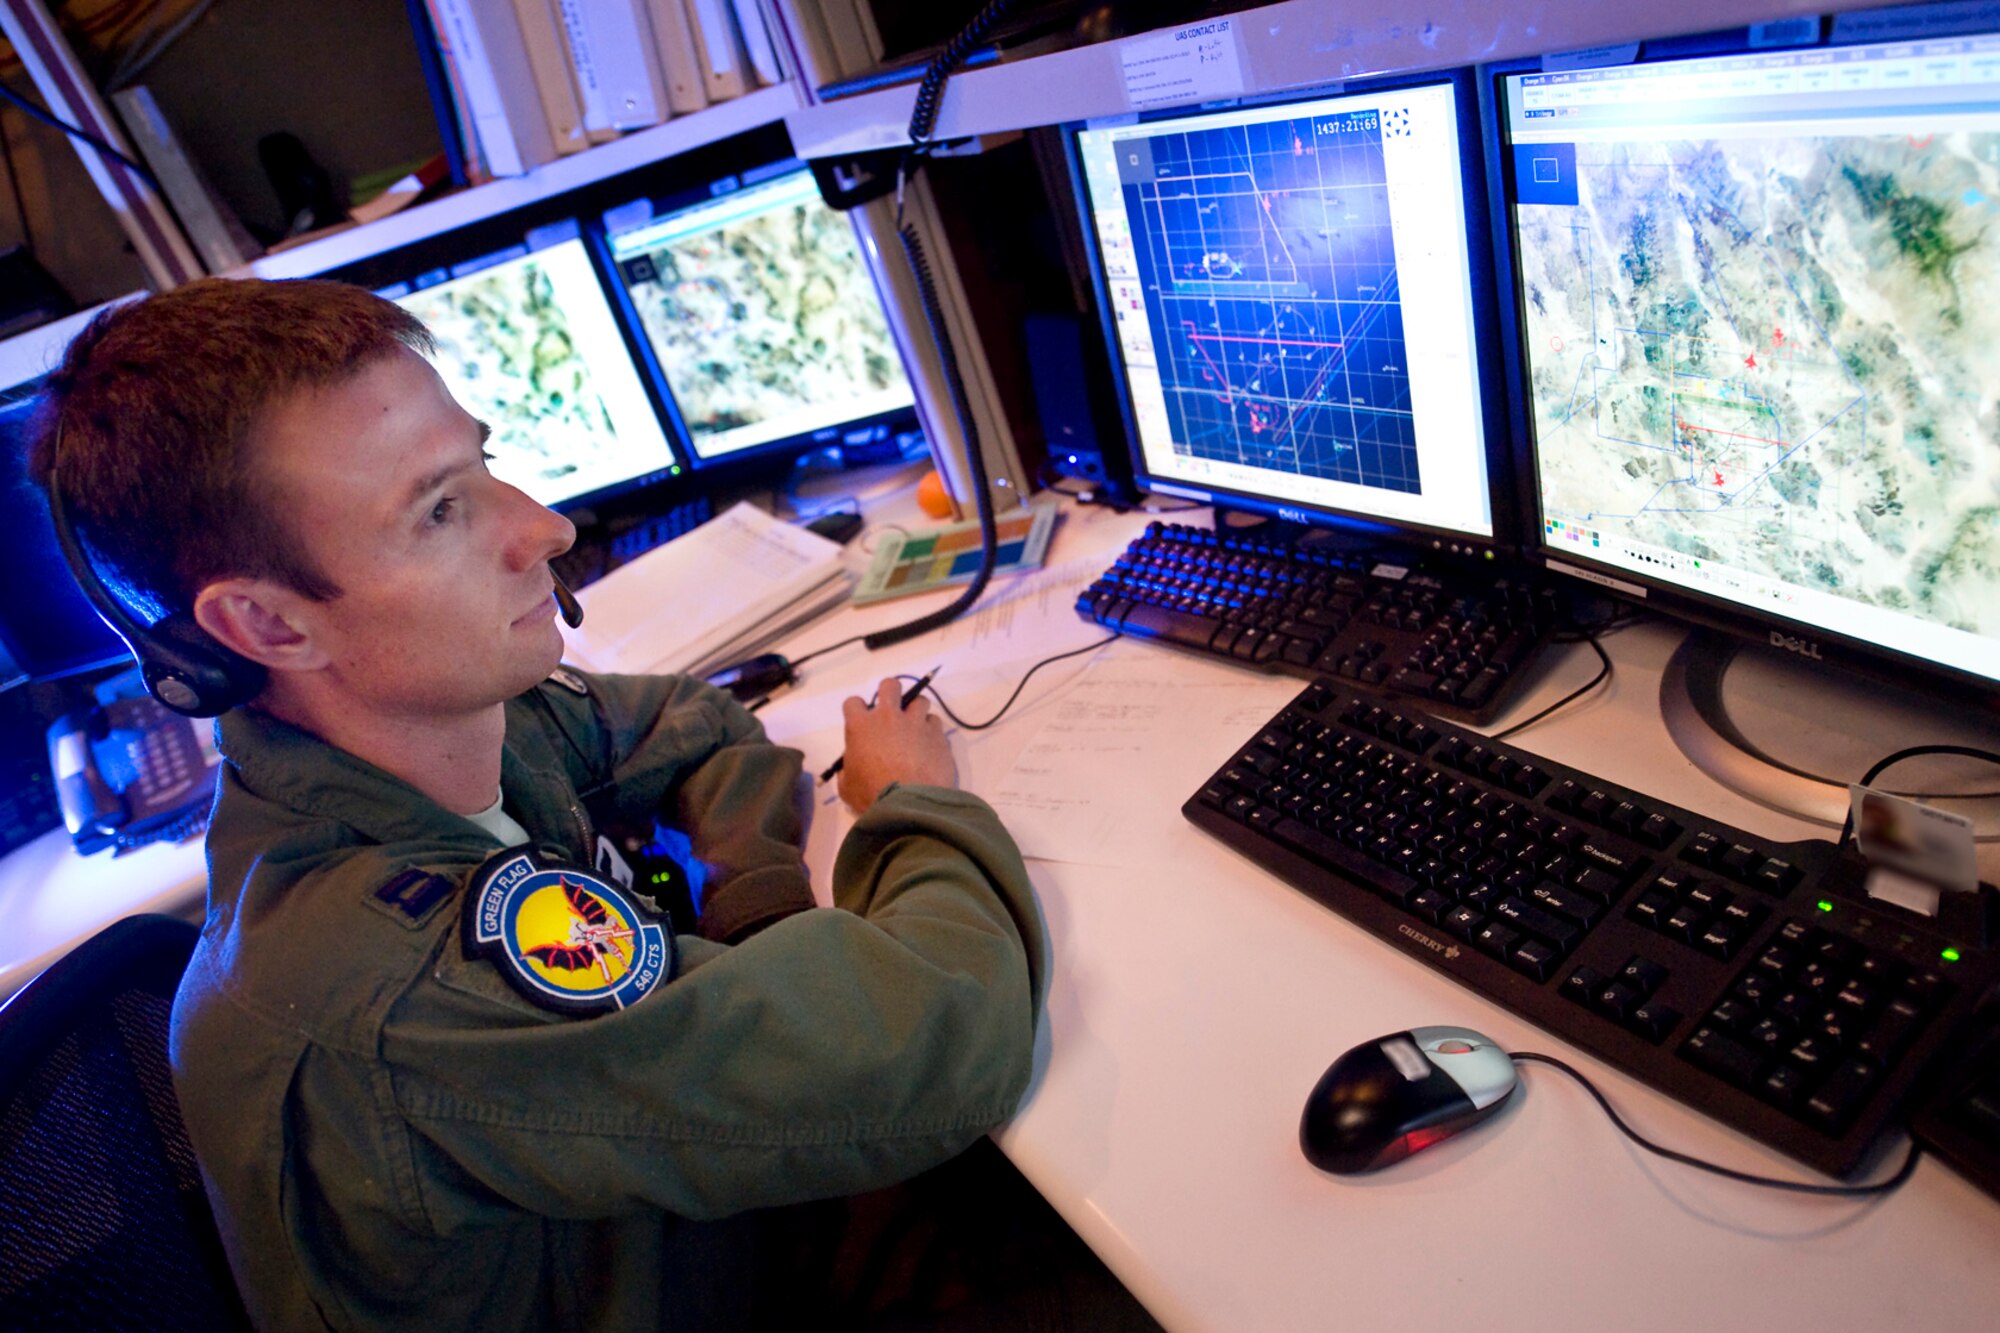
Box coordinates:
[1070,73,1501,544]
[1496,29,2000,691]
[375,218,683,512]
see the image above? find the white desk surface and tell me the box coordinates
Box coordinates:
[5,494,1999,1330]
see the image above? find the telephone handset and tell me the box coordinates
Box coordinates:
[46,671,221,855]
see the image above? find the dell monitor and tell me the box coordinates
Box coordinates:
[1067,70,1508,552]
[373,217,684,511]
[600,159,921,470]
[1491,28,2000,702]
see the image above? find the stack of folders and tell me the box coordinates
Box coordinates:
[413,0,784,182]
[558,502,852,680]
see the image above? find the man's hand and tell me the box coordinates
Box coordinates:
[838,677,956,813]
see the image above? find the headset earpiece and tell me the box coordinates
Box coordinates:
[46,464,265,718]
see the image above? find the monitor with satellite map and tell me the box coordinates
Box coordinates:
[1068,70,1507,547]
[1494,28,2000,692]
[374,218,684,512]
[602,161,919,469]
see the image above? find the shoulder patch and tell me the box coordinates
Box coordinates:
[461,845,674,1017]
[368,867,457,929]
[546,666,590,696]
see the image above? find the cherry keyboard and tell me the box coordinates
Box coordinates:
[1188,679,1998,1178]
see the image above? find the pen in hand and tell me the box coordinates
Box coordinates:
[819,669,939,784]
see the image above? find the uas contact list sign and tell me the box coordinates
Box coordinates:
[1121,17,1247,111]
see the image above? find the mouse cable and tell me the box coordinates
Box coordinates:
[1485,632,1613,743]
[901,631,1123,732]
[1511,1051,1922,1196]
[1836,745,2000,849]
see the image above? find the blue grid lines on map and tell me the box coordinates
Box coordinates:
[1121,107,1421,495]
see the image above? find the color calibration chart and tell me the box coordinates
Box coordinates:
[853,505,1058,605]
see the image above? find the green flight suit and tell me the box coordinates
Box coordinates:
[170,669,1046,1331]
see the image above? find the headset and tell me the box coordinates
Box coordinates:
[48,426,586,719]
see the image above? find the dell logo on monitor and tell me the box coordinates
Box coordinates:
[1769,630,1824,661]
[1276,507,1311,524]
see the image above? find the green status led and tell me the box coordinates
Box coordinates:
[1816,899,1834,913]
[1943,947,1963,963]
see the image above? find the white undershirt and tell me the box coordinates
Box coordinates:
[466,789,531,847]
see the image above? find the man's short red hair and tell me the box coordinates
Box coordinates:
[30,277,432,616]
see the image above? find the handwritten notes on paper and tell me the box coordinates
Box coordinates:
[1120,17,1247,112]
[989,652,1295,868]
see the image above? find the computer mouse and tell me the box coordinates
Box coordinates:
[1300,1026,1518,1174]
[702,652,795,702]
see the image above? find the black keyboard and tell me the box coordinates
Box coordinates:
[1075,522,1561,724]
[1188,679,1999,1179]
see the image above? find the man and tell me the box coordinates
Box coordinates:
[34,278,1047,1329]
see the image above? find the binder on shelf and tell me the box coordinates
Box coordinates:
[511,0,591,154]
[401,0,472,185]
[550,0,617,142]
[433,0,561,176]
[683,0,749,101]
[415,0,493,181]
[641,0,710,114]
[729,0,781,86]
[558,0,669,134]
[108,86,262,274]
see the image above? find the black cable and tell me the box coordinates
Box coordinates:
[1837,745,2000,849]
[907,0,1017,147]
[901,631,1122,731]
[1513,1051,1923,1197]
[1486,632,1612,742]
[854,219,1000,653]
[0,82,160,191]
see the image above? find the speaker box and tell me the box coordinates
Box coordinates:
[1023,311,1137,504]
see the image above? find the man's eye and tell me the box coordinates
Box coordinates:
[429,497,457,526]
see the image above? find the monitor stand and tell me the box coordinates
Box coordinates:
[1660,628,2000,836]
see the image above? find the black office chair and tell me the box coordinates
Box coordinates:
[0,913,251,1330]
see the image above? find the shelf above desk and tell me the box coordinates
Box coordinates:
[249,84,801,281]
[783,0,1875,159]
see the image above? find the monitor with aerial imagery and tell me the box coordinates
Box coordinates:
[1067,69,1508,549]
[374,218,683,511]
[601,160,920,468]
[1492,27,2000,695]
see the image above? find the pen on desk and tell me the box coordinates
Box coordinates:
[819,669,939,785]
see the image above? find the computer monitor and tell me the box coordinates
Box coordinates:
[600,159,921,469]
[1067,69,1508,551]
[1490,27,2000,702]
[0,305,133,687]
[374,217,684,511]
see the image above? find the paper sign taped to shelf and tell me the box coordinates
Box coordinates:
[1121,17,1246,111]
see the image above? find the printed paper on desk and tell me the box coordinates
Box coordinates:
[560,503,847,676]
[988,653,1295,869]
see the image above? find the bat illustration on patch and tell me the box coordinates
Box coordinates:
[524,877,636,983]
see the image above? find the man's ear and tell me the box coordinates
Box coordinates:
[191,578,327,672]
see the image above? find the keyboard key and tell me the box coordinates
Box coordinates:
[1473,921,1523,960]
[1512,939,1561,981]
[1683,1026,1766,1087]
[1629,1001,1682,1043]
[1805,1057,1882,1130]
[1119,602,1225,650]
[1561,965,1607,1006]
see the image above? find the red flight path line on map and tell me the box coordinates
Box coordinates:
[1674,420,1791,449]
[1184,331,1347,351]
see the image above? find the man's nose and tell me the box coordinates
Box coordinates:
[503,486,576,570]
